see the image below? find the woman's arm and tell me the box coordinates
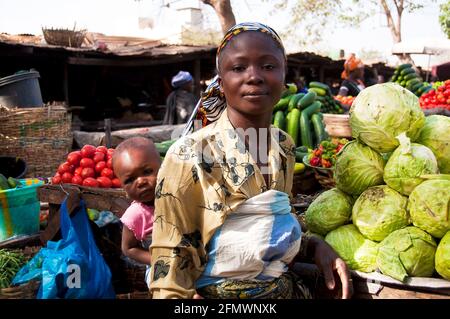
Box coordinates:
[121,226,151,265]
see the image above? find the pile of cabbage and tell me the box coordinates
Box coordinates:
[304,83,450,282]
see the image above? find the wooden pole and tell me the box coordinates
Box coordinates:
[104,118,112,148]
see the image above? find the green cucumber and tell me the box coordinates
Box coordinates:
[403,72,418,81]
[273,95,293,112]
[411,81,424,92]
[400,80,406,87]
[296,146,309,153]
[309,81,330,93]
[406,78,421,90]
[298,91,317,109]
[288,93,305,112]
[287,108,301,146]
[273,110,286,131]
[311,113,328,146]
[7,177,21,189]
[400,68,415,76]
[299,102,321,149]
[295,151,309,162]
[397,63,413,71]
[308,87,327,96]
[0,174,10,190]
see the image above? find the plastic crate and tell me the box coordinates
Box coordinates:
[0,178,44,241]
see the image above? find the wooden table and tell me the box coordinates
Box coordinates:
[37,184,132,244]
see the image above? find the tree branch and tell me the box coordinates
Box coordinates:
[380,0,401,42]
[201,0,236,34]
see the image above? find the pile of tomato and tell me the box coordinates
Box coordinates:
[419,80,450,110]
[51,145,122,188]
[307,138,348,168]
[334,95,356,107]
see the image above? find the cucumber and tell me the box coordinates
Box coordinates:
[390,74,397,82]
[298,91,317,109]
[400,68,415,76]
[311,113,328,146]
[299,102,321,149]
[287,108,301,146]
[296,146,309,153]
[273,95,293,112]
[273,110,286,131]
[406,78,421,90]
[403,72,418,81]
[411,81,424,92]
[308,87,327,96]
[397,63,413,71]
[400,80,406,87]
[0,174,10,190]
[7,177,21,188]
[286,83,297,95]
[309,81,330,94]
[295,151,309,162]
[288,93,305,112]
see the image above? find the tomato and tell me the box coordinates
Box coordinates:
[74,166,83,176]
[96,146,108,154]
[80,145,96,158]
[58,162,72,175]
[80,158,95,168]
[97,176,112,188]
[95,161,106,173]
[106,158,113,169]
[61,172,73,184]
[71,175,83,185]
[81,167,95,179]
[101,168,114,179]
[111,178,122,188]
[93,152,105,163]
[82,177,99,188]
[52,175,62,184]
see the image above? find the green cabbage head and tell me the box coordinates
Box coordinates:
[335,141,385,196]
[383,133,439,195]
[408,179,450,239]
[325,224,379,273]
[352,185,410,242]
[350,83,425,153]
[435,231,450,280]
[416,115,450,174]
[305,188,353,236]
[377,226,437,282]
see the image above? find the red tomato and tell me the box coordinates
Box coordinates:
[106,158,113,169]
[61,172,73,184]
[74,166,83,176]
[82,177,99,188]
[96,146,108,154]
[93,152,105,163]
[52,175,62,184]
[67,151,82,166]
[81,167,95,179]
[111,178,122,188]
[97,176,112,188]
[80,158,95,168]
[95,161,106,173]
[80,145,96,158]
[71,175,83,185]
[101,168,114,179]
[58,162,72,175]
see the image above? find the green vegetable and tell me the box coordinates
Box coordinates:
[272,110,286,131]
[383,133,439,195]
[273,95,292,112]
[377,226,436,282]
[287,108,301,146]
[288,93,305,112]
[408,179,450,239]
[299,101,321,149]
[335,141,385,196]
[0,249,26,289]
[298,91,317,109]
[154,139,177,157]
[435,231,450,280]
[325,224,379,273]
[416,115,450,174]
[305,188,353,236]
[311,113,328,146]
[308,87,326,96]
[352,185,410,242]
[350,83,425,153]
[0,174,10,190]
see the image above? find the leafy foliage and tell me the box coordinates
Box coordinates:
[439,0,450,39]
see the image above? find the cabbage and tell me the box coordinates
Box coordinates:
[335,141,385,196]
[383,133,439,195]
[305,188,353,236]
[350,83,425,153]
[435,231,450,280]
[325,224,379,273]
[416,115,450,174]
[408,179,450,239]
[352,185,410,242]
[377,226,437,281]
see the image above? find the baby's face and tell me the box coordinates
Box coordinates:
[113,148,161,204]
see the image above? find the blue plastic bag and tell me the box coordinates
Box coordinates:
[13,198,115,299]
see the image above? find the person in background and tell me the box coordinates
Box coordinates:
[338,54,366,97]
[163,71,197,125]
[112,137,161,289]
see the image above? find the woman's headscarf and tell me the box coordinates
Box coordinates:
[196,22,286,127]
[341,53,364,80]
[171,70,193,88]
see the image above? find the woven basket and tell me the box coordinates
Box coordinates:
[0,104,72,178]
[302,155,336,189]
[42,28,86,48]
[322,114,352,138]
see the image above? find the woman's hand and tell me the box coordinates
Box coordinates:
[312,237,353,299]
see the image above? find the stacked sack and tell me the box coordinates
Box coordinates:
[304,83,450,282]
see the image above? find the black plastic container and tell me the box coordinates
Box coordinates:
[0,156,27,178]
[0,70,43,108]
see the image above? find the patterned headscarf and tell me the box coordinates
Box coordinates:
[196,22,286,127]
[341,53,364,80]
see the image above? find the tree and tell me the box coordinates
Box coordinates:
[201,0,236,34]
[439,1,450,39]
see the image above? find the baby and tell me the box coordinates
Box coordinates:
[112,136,161,288]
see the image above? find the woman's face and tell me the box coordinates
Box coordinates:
[218,32,286,117]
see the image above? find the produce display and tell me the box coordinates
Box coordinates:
[390,63,432,97]
[305,138,348,169]
[308,81,345,114]
[51,145,121,188]
[419,79,450,111]
[0,174,23,191]
[304,82,450,282]
[0,249,26,289]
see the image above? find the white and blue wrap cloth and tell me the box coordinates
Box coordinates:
[196,190,301,288]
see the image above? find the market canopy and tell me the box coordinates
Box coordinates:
[392,39,450,55]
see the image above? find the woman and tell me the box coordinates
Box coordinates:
[338,54,366,97]
[150,22,352,299]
